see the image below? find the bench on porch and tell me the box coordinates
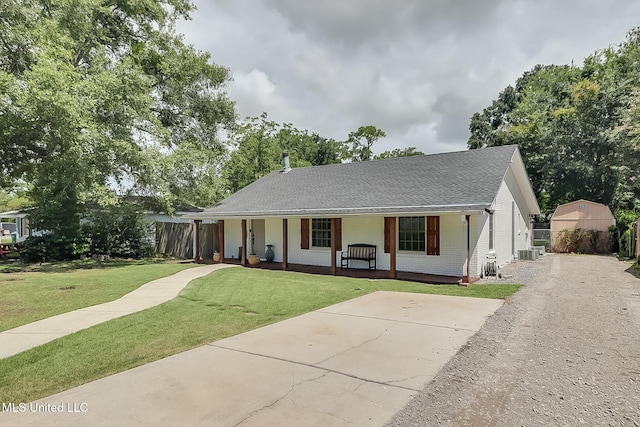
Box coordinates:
[341,244,376,270]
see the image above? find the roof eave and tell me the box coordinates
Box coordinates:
[509,148,541,215]
[182,204,490,220]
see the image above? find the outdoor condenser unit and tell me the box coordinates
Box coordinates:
[518,249,539,261]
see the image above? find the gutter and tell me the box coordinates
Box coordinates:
[183,205,490,220]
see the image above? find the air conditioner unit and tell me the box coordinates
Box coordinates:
[518,249,538,261]
[530,245,545,256]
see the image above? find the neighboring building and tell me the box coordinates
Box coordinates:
[186,145,540,282]
[550,200,615,253]
[0,210,31,242]
[1,206,210,259]
[551,200,615,233]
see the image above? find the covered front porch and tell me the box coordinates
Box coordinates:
[191,215,477,285]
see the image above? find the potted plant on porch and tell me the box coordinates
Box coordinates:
[248,252,260,265]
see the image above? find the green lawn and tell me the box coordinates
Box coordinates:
[0,267,521,403]
[0,260,197,332]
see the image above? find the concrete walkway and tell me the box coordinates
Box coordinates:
[0,291,503,426]
[0,264,236,359]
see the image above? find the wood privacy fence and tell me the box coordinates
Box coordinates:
[155,222,219,259]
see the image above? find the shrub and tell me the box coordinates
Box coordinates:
[612,210,640,257]
[21,234,88,262]
[81,204,154,258]
[553,228,611,254]
[619,228,633,258]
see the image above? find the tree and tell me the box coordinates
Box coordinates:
[223,114,345,192]
[374,147,424,160]
[467,28,640,217]
[613,92,640,212]
[0,185,30,214]
[0,0,235,256]
[468,65,548,150]
[346,125,386,161]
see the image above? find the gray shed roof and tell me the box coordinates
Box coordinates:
[191,145,539,218]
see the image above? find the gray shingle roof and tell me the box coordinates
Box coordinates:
[194,145,528,218]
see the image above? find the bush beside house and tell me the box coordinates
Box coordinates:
[21,205,153,262]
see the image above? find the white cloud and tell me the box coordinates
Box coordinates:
[179,0,640,154]
[227,69,298,123]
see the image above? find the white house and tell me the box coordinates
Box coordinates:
[186,145,540,283]
[0,210,31,242]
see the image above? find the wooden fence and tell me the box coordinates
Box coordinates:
[155,222,219,260]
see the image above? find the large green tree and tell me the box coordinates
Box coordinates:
[0,0,235,241]
[223,113,344,193]
[468,28,640,217]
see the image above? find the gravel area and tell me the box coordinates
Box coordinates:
[387,253,640,426]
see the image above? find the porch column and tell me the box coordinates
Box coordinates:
[282,218,288,270]
[389,217,397,279]
[461,215,471,285]
[241,219,247,266]
[330,218,338,275]
[194,220,201,263]
[218,220,225,261]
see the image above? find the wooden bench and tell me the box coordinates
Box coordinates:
[341,244,376,270]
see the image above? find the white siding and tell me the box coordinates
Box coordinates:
[223,219,244,260]
[482,167,534,268]
[220,186,534,278]
[468,214,486,278]
[265,214,471,276]
[263,218,282,261]
[262,214,470,277]
[288,217,333,267]
[396,214,467,276]
[341,216,387,270]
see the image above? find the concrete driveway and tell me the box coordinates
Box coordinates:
[1,291,502,426]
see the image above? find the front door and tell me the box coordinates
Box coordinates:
[251,219,266,258]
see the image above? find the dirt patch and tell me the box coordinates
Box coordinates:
[387,254,640,426]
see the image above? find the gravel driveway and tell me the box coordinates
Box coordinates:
[387,253,640,426]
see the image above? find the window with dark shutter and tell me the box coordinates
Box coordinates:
[311,218,331,247]
[398,216,425,252]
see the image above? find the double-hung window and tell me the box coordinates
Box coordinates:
[398,216,425,252]
[397,216,440,255]
[311,218,331,248]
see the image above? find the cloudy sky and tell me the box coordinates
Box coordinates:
[176,0,640,155]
